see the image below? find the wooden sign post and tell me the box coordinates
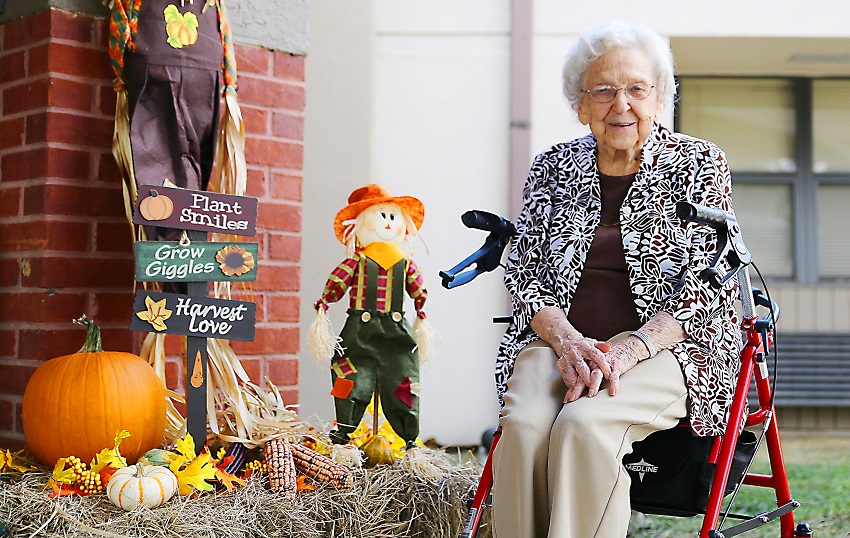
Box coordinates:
[131,186,258,453]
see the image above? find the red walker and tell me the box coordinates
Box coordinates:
[440,204,811,538]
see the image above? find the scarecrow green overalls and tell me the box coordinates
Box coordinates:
[329,256,420,446]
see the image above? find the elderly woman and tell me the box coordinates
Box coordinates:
[491,21,742,537]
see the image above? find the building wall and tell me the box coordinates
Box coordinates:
[0,0,309,55]
[0,3,306,448]
[0,8,131,449]
[304,1,850,443]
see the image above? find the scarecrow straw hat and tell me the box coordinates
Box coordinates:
[333,184,425,244]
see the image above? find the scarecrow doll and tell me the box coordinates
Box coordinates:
[104,0,245,242]
[310,184,434,452]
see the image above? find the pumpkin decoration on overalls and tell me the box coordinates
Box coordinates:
[309,185,435,467]
[104,0,246,242]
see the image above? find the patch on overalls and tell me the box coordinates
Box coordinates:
[164,5,200,49]
[330,377,354,399]
[332,357,357,378]
[394,376,414,408]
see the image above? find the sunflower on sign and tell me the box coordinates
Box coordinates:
[216,245,255,277]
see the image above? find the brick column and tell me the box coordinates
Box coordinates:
[229,46,304,405]
[0,7,303,449]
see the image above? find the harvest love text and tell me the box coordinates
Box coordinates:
[174,297,249,337]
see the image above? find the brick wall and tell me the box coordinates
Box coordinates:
[0,7,303,449]
[218,44,304,405]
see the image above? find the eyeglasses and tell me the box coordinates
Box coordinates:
[582,83,656,103]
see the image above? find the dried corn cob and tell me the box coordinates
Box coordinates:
[224,442,248,475]
[289,442,353,489]
[264,438,296,500]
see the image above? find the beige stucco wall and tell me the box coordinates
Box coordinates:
[301,0,511,445]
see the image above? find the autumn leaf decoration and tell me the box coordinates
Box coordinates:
[0,449,39,474]
[41,432,246,499]
[169,434,218,495]
[213,454,247,492]
[216,245,255,277]
[164,5,199,49]
[136,296,172,331]
[296,474,317,492]
[90,430,130,474]
[47,458,84,498]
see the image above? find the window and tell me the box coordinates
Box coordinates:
[677,77,850,283]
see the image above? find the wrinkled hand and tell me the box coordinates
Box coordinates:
[602,347,641,397]
[557,338,611,402]
[580,346,641,399]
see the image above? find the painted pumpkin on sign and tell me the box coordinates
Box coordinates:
[21,317,167,466]
[107,463,178,510]
[139,190,174,221]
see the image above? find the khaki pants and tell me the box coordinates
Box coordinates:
[492,332,688,538]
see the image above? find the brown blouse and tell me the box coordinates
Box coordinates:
[567,172,642,340]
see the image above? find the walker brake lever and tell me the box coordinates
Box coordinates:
[676,202,751,289]
[440,210,516,289]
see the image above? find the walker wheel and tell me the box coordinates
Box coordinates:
[794,521,813,537]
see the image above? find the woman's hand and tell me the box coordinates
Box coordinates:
[530,307,611,387]
[564,337,646,401]
[601,344,642,396]
[558,338,611,402]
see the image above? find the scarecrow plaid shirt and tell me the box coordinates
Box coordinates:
[316,253,427,316]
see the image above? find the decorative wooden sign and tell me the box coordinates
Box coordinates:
[130,291,256,341]
[135,241,259,282]
[133,185,258,236]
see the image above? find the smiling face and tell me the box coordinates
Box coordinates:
[577,47,663,164]
[355,202,408,248]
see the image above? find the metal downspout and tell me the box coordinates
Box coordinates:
[509,0,533,221]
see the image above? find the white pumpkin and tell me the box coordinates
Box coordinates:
[106,463,178,510]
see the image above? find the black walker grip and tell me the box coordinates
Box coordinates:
[675,201,730,229]
[461,210,515,235]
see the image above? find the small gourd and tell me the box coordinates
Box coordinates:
[106,463,178,510]
[137,448,175,467]
[360,435,396,467]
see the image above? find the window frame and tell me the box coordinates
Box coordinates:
[675,76,850,285]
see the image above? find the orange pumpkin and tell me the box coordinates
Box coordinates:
[22,317,166,467]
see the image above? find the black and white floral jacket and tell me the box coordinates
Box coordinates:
[497,122,742,437]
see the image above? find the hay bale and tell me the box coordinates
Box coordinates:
[0,450,493,538]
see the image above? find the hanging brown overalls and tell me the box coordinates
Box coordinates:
[126,0,223,241]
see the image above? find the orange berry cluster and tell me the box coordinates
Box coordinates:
[66,456,86,481]
[78,469,103,494]
[65,455,103,494]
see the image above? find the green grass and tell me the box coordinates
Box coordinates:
[628,434,850,537]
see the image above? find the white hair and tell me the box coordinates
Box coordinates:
[562,21,676,115]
